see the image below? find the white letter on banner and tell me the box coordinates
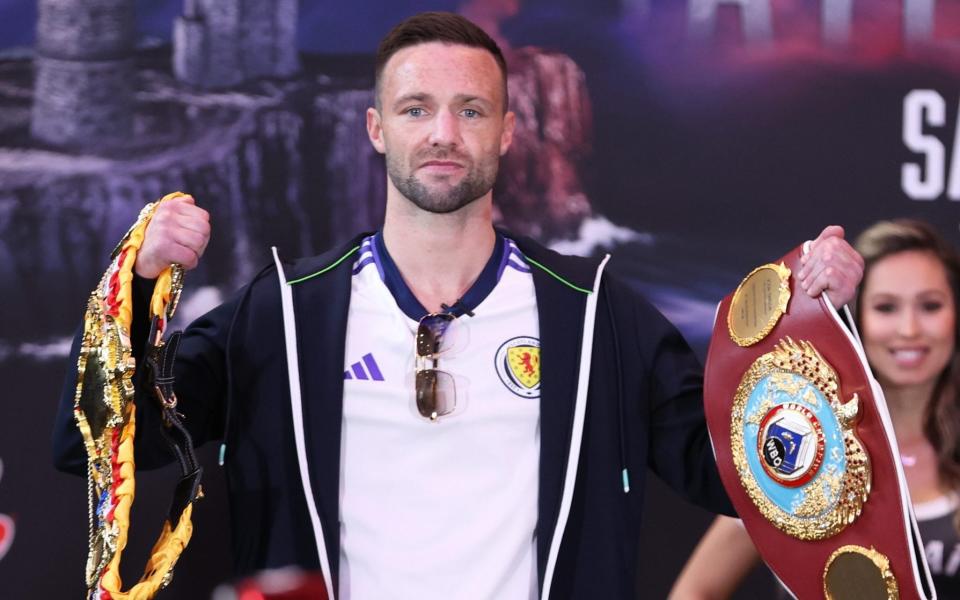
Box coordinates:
[902,89,945,200]
[949,99,960,200]
[688,0,773,42]
[903,0,936,43]
[821,0,852,45]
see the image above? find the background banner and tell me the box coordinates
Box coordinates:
[1,0,958,597]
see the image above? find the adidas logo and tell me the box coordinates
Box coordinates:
[344,353,384,381]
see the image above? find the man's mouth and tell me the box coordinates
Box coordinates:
[419,160,464,171]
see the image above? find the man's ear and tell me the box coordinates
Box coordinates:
[499,110,515,156]
[367,107,386,154]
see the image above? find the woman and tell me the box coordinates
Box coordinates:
[670,219,960,598]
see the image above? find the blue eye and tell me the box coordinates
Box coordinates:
[462,109,480,118]
[406,107,425,117]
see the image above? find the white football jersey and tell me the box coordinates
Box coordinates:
[339,232,541,600]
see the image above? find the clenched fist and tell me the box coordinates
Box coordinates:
[135,195,211,279]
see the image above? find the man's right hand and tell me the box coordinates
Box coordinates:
[135,194,211,279]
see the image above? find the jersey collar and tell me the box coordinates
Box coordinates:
[373,230,507,320]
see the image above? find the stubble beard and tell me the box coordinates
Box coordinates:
[387,150,499,215]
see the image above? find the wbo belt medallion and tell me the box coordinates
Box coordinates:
[731,337,870,540]
[758,401,825,488]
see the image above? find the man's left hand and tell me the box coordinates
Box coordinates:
[797,225,864,307]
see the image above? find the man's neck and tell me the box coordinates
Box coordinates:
[381,193,496,314]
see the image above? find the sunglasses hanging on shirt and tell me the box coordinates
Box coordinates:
[414,312,459,421]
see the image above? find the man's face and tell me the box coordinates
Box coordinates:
[367,42,514,214]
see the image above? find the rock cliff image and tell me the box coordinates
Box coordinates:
[0,5,594,349]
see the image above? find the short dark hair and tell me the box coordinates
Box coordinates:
[374,12,508,111]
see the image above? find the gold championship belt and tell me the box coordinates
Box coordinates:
[705,244,935,599]
[74,193,203,599]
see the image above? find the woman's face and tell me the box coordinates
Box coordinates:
[861,250,956,392]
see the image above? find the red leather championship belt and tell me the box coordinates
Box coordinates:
[705,243,935,599]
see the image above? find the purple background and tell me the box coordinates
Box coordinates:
[1,1,960,597]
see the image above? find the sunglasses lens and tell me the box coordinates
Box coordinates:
[416,369,456,420]
[416,313,458,356]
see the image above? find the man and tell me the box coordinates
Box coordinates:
[55,12,864,599]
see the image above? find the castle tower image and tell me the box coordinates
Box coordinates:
[174,0,299,89]
[31,0,135,148]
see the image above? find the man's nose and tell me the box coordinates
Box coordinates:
[428,110,460,147]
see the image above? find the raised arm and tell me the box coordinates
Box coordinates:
[53,195,216,474]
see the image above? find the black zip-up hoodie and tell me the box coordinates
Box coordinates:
[54,232,733,599]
